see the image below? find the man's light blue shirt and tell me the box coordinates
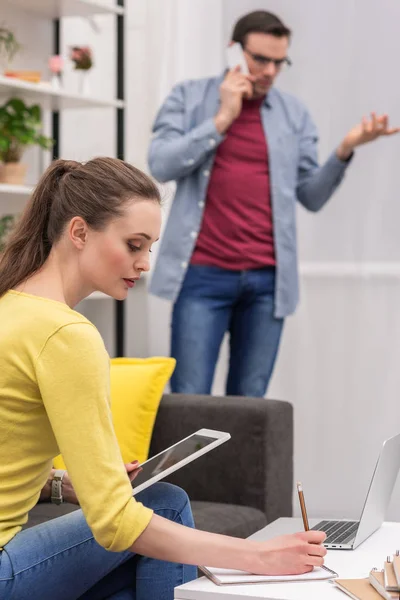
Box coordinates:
[148,74,351,318]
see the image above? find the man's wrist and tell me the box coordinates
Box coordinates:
[336,142,354,162]
[214,110,233,134]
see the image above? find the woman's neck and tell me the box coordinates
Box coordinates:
[15,251,91,308]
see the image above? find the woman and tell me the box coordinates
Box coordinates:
[0,157,326,600]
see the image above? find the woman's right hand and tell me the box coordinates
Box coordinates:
[253,530,327,576]
[131,515,327,578]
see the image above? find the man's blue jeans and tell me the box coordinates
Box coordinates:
[171,265,284,397]
[0,483,197,600]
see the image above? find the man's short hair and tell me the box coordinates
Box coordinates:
[232,10,291,46]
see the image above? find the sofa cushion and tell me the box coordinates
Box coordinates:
[53,356,176,470]
[109,357,176,463]
[191,501,268,539]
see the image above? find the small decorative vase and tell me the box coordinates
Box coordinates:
[78,70,90,96]
[51,73,61,90]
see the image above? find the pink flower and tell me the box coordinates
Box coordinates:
[69,46,93,70]
[49,55,64,74]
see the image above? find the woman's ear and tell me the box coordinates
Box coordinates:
[68,217,88,250]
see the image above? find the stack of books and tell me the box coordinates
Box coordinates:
[4,70,42,83]
[335,551,400,600]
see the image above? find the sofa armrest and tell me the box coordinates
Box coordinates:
[149,393,293,524]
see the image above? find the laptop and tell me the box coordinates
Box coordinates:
[311,432,400,550]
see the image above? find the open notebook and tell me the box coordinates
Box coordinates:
[199,565,338,586]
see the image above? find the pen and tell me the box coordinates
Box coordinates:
[297,482,335,577]
[296,481,309,531]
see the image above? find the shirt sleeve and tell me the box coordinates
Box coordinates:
[296,108,353,212]
[35,322,153,552]
[148,81,225,183]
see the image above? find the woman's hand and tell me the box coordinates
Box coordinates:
[131,514,327,577]
[125,460,143,485]
[253,530,327,576]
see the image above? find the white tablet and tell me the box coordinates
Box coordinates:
[132,428,230,495]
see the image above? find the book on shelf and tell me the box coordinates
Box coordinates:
[4,70,42,83]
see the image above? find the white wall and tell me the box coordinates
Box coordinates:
[135,0,400,522]
[220,0,400,522]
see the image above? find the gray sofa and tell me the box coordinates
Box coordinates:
[26,393,293,539]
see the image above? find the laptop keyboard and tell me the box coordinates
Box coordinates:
[311,520,359,545]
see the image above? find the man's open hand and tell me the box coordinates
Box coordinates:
[337,112,400,160]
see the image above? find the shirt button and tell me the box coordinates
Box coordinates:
[209,138,216,148]
[203,169,210,177]
[198,200,205,208]
[186,158,195,166]
[181,261,188,269]
[190,231,197,239]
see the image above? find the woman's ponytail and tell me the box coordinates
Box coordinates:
[0,159,79,297]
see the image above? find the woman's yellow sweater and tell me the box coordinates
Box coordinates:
[0,291,152,551]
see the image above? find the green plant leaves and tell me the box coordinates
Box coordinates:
[0,26,21,63]
[0,98,53,163]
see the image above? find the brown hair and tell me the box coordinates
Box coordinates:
[0,157,161,297]
[232,10,291,46]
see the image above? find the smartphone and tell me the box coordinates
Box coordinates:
[226,42,249,75]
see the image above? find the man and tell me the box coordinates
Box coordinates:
[148,10,398,397]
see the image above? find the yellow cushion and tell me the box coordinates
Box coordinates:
[53,356,175,469]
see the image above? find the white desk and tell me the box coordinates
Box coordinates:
[174,518,400,600]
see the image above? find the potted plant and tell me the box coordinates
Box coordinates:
[0,25,20,72]
[0,97,53,185]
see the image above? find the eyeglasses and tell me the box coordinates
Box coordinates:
[243,48,292,69]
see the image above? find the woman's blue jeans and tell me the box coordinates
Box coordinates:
[0,483,197,600]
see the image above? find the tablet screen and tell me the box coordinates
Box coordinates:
[132,433,217,490]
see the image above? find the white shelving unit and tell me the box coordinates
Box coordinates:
[0,75,124,110]
[0,183,33,198]
[0,183,33,212]
[0,0,126,327]
[5,0,123,19]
